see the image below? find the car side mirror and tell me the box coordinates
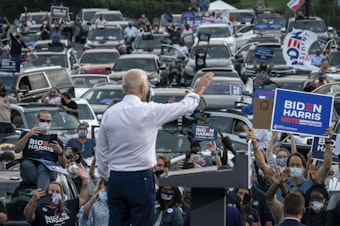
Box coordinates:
[238,132,247,139]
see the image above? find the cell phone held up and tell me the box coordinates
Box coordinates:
[39,193,52,205]
[49,134,58,143]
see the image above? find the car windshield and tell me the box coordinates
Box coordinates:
[80,52,120,64]
[25,110,79,130]
[33,54,68,68]
[328,52,340,67]
[288,20,326,33]
[91,13,124,22]
[77,103,95,120]
[195,71,239,80]
[203,80,243,95]
[245,48,286,64]
[72,76,109,88]
[88,28,123,41]
[230,12,254,23]
[254,15,286,29]
[134,35,170,49]
[82,89,124,105]
[190,45,231,59]
[197,27,232,37]
[84,11,98,21]
[113,58,156,71]
[275,81,305,91]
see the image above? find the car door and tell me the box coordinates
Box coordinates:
[18,72,50,102]
[234,24,255,49]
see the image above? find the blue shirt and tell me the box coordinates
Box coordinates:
[199,0,210,12]
[66,138,96,158]
[275,178,315,203]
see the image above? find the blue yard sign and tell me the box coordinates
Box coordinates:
[254,46,274,60]
[271,89,333,137]
[312,135,339,163]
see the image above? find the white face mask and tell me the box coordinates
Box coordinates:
[290,167,303,179]
[309,200,325,213]
[77,130,87,137]
[99,191,108,208]
[43,21,48,26]
[51,193,62,205]
[39,122,51,132]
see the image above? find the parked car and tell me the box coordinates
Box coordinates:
[10,103,81,147]
[70,74,111,97]
[270,75,310,91]
[233,24,256,49]
[109,54,163,86]
[190,67,240,87]
[132,32,171,55]
[74,98,99,131]
[90,10,125,25]
[312,82,340,115]
[83,25,126,54]
[77,49,120,74]
[252,11,286,37]
[194,23,236,54]
[0,66,74,102]
[72,8,109,42]
[19,11,48,33]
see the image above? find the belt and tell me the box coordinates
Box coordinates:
[111,168,153,173]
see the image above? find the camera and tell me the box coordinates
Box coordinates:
[49,134,58,143]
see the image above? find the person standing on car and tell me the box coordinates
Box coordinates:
[124,21,138,39]
[0,84,20,134]
[96,69,214,226]
[95,14,106,27]
[23,169,89,225]
[8,29,28,59]
[40,13,51,40]
[66,123,96,159]
[14,110,68,190]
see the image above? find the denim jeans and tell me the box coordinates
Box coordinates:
[20,159,57,190]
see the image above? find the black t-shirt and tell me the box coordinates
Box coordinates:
[195,52,206,71]
[40,25,51,40]
[19,131,63,162]
[61,99,79,118]
[0,201,7,226]
[10,34,27,56]
[32,197,79,226]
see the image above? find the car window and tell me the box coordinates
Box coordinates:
[208,115,233,133]
[28,73,49,90]
[288,20,326,33]
[11,109,24,128]
[84,11,97,21]
[245,48,286,64]
[328,52,340,67]
[82,89,124,104]
[91,13,124,23]
[24,110,79,130]
[45,69,72,87]
[88,27,123,41]
[190,45,231,59]
[134,35,171,49]
[34,55,68,68]
[197,26,232,37]
[78,103,95,120]
[203,80,243,95]
[113,58,156,71]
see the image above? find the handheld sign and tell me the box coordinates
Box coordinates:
[271,89,333,137]
[312,135,339,163]
[1,58,20,72]
[254,46,274,60]
[51,6,69,19]
[192,124,217,141]
[198,33,210,42]
[253,98,274,130]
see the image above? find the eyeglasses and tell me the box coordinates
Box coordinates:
[39,119,51,123]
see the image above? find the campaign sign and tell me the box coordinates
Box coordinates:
[271,89,333,137]
[163,11,173,22]
[51,6,69,19]
[1,58,20,72]
[254,46,274,60]
[192,124,217,141]
[198,33,210,42]
[312,135,338,163]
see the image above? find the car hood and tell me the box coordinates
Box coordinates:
[80,63,113,75]
[203,95,242,109]
[132,49,161,55]
[86,40,124,47]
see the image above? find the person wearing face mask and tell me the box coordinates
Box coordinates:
[24,170,89,226]
[153,186,183,226]
[0,84,20,134]
[124,21,138,39]
[195,37,209,71]
[79,179,109,226]
[301,184,329,226]
[50,19,67,46]
[8,28,28,59]
[14,110,67,190]
[40,13,51,40]
[66,123,96,160]
[41,87,61,104]
[310,71,330,90]
[95,14,106,27]
[311,49,324,67]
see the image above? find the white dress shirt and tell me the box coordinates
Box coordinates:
[124,26,138,38]
[96,93,200,180]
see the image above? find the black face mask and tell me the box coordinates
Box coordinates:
[0,90,6,97]
[16,36,20,39]
[154,170,164,178]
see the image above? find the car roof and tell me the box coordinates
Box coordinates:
[288,16,323,22]
[81,49,120,54]
[117,53,158,59]
[82,8,108,12]
[70,74,109,78]
[88,83,122,90]
[18,65,64,74]
[93,10,122,15]
[193,39,229,46]
[198,23,231,28]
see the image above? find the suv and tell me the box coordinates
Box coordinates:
[72,8,108,42]
[285,17,336,45]
[0,66,74,102]
[90,10,125,25]
[19,11,48,33]
[83,25,126,54]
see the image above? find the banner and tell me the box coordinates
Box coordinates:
[162,11,173,23]
[1,58,20,72]
[254,46,274,60]
[271,89,333,137]
[283,29,320,71]
[312,135,339,163]
[198,33,210,42]
[51,6,69,19]
[192,124,217,141]
[287,0,305,11]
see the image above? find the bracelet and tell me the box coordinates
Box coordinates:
[58,152,64,156]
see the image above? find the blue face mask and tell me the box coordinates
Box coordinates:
[290,167,303,179]
[51,193,62,205]
[77,130,87,137]
[99,191,108,208]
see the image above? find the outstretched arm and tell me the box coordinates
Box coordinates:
[317,127,333,183]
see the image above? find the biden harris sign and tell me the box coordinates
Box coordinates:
[271,89,333,137]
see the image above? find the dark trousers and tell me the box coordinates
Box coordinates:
[108,169,155,226]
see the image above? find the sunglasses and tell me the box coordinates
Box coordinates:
[39,119,51,123]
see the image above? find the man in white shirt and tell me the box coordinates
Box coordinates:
[96,69,214,226]
[124,21,138,39]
